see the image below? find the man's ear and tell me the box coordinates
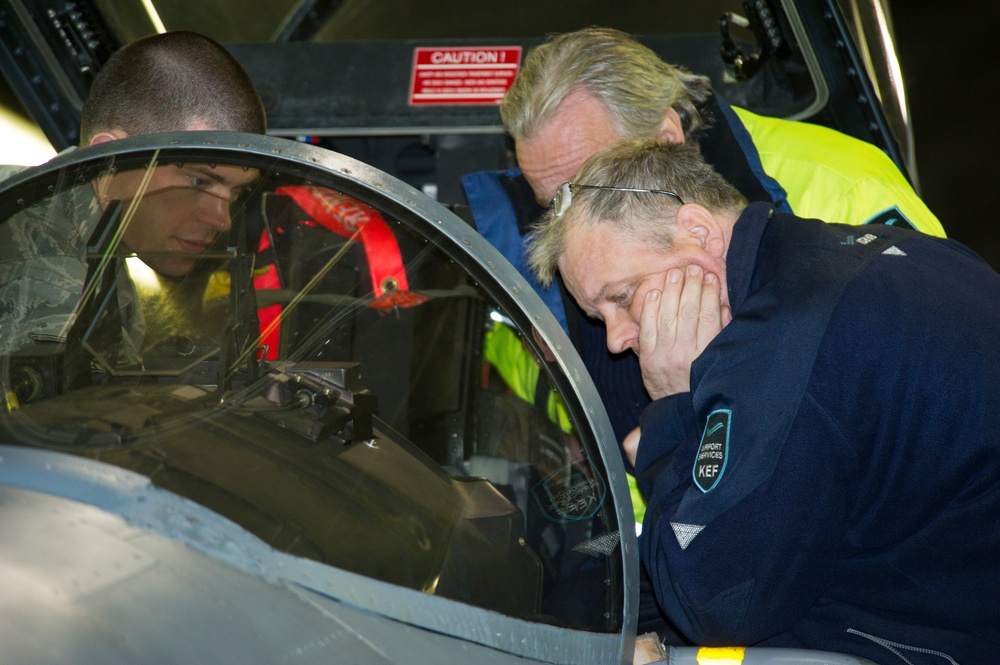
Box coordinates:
[88,129,129,147]
[676,204,725,258]
[654,108,686,144]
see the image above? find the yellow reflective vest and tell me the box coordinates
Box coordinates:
[732,106,946,237]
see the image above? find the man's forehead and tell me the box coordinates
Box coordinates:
[559,222,623,305]
[517,91,622,204]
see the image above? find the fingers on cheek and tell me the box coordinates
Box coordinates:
[666,267,683,286]
[641,288,661,314]
[639,289,661,346]
[701,272,718,307]
[681,267,704,299]
[678,274,704,326]
[704,272,726,317]
[662,268,683,298]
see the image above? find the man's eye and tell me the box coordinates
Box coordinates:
[188,176,210,188]
[611,292,631,308]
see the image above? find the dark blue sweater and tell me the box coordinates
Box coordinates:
[636,202,1000,664]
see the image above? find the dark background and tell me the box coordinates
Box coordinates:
[892,1,1000,269]
[1,2,995,269]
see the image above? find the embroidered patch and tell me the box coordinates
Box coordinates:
[670,522,705,550]
[864,205,916,230]
[693,409,731,493]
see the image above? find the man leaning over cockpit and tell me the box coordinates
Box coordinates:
[0,30,264,355]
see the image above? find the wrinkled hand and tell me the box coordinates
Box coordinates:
[638,265,730,400]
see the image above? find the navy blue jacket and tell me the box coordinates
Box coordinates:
[462,95,790,447]
[636,202,1000,663]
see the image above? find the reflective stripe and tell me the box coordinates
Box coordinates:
[628,472,646,524]
[696,646,746,664]
[482,321,573,434]
[732,106,946,237]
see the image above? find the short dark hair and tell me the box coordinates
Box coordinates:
[79,31,266,145]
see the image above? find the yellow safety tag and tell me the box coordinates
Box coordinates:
[696,646,746,663]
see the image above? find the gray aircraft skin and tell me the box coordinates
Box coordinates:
[0,132,877,665]
[0,132,641,665]
[0,1,908,663]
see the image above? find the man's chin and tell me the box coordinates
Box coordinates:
[144,257,199,279]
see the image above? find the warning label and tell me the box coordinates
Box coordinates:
[409,46,522,106]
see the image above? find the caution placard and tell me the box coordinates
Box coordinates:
[409,46,522,106]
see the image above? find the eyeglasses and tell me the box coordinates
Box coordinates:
[550,182,685,219]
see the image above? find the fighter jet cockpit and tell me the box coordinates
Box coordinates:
[0,0,924,662]
[0,132,634,662]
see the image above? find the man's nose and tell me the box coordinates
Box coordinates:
[605,315,636,355]
[204,192,233,232]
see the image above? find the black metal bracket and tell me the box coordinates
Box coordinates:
[720,0,790,81]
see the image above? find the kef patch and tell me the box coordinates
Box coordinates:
[693,410,731,493]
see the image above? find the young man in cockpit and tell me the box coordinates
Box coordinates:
[0,31,265,354]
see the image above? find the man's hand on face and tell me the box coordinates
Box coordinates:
[637,264,731,400]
